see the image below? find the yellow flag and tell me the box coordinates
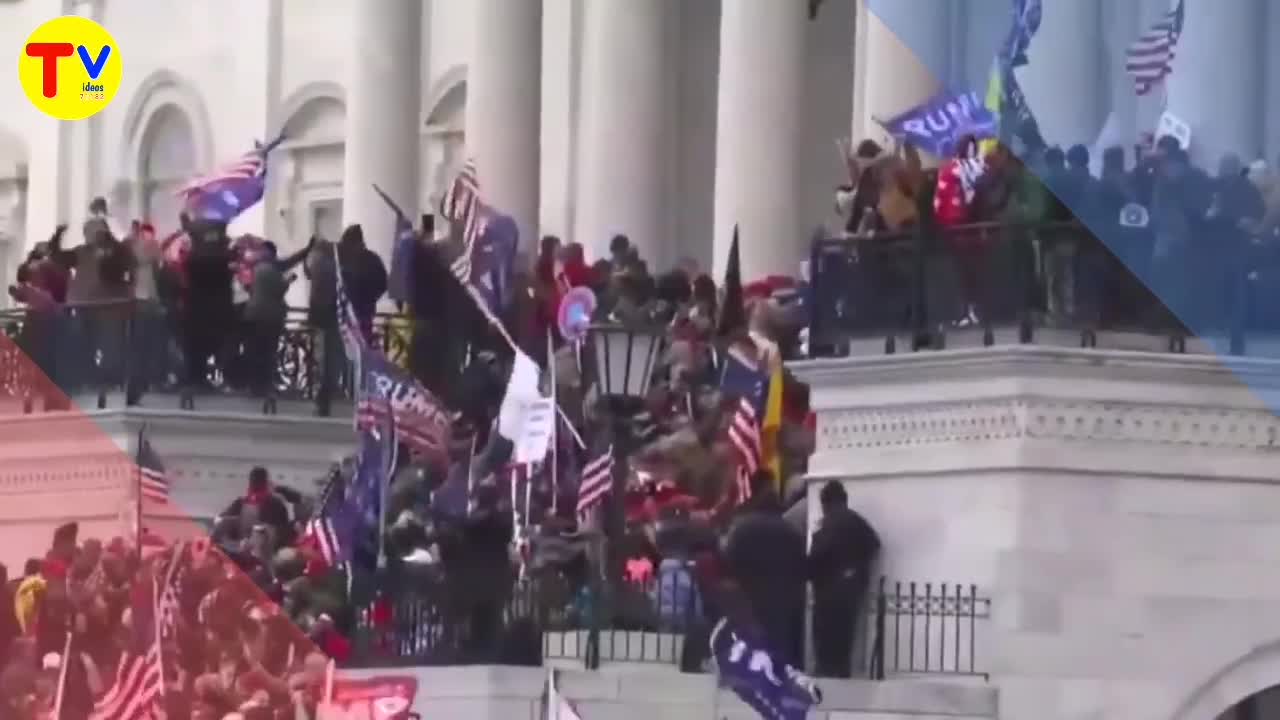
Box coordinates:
[386,312,413,370]
[980,59,1003,155]
[761,362,785,494]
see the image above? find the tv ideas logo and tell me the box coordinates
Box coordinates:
[19,16,121,121]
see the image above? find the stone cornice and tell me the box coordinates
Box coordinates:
[791,346,1280,394]
[799,348,1280,483]
[816,396,1280,455]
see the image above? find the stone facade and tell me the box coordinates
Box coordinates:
[793,346,1280,720]
[0,403,350,568]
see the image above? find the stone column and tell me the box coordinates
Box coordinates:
[1016,0,1104,148]
[713,0,807,280]
[465,0,542,246]
[573,0,671,266]
[1263,0,1280,164]
[342,0,422,260]
[857,0,951,148]
[1166,0,1262,166]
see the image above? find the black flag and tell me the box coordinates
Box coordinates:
[717,225,747,340]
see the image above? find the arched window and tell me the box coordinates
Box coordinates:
[138,106,196,235]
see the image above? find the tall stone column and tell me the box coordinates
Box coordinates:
[1166,0,1262,166]
[1263,0,1280,164]
[573,0,671,266]
[342,0,422,261]
[857,0,951,148]
[465,0,542,248]
[1016,0,1104,148]
[713,0,807,280]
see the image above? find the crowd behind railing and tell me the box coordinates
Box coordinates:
[815,136,1280,355]
[25,131,1270,716]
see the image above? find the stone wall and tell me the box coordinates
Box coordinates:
[793,347,1280,720]
[340,666,998,720]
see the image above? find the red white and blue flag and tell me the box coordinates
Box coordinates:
[175,134,285,223]
[727,397,761,502]
[576,447,614,518]
[1126,0,1185,96]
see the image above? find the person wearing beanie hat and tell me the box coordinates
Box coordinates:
[51,522,78,562]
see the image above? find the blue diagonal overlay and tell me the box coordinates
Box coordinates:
[864,0,1280,398]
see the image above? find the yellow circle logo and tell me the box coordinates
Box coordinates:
[18,16,122,121]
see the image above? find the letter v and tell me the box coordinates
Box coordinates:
[77,45,110,80]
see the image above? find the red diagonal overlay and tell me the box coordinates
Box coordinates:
[0,326,333,718]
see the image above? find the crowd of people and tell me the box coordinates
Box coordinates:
[0,168,891,718]
[832,136,1280,338]
[11,126,1270,717]
[0,515,342,718]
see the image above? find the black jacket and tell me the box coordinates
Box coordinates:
[808,505,880,591]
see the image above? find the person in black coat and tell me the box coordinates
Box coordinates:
[180,214,235,389]
[808,480,881,678]
[723,472,807,668]
[219,467,294,547]
[337,224,387,341]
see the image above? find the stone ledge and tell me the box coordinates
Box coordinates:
[342,666,998,719]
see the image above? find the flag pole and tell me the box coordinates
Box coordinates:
[378,403,397,572]
[466,433,479,512]
[134,424,146,561]
[463,282,586,450]
[153,573,167,702]
[548,327,558,517]
[52,630,72,719]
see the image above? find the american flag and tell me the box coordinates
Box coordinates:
[334,245,367,358]
[173,135,284,200]
[136,437,169,503]
[1126,0,1185,96]
[440,158,489,283]
[576,447,614,518]
[157,549,185,642]
[89,645,162,720]
[302,470,348,567]
[726,398,761,502]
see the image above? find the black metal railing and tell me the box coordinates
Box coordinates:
[347,568,989,680]
[866,578,990,680]
[807,220,1258,356]
[348,571,702,670]
[0,299,410,412]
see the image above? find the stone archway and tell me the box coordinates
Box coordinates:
[1171,640,1280,720]
[274,88,347,244]
[116,69,214,225]
[422,66,468,220]
[136,106,198,235]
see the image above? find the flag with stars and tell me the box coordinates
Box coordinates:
[709,617,821,720]
[177,133,285,223]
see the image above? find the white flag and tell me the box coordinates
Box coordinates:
[513,397,556,465]
[499,351,544,441]
[546,670,583,720]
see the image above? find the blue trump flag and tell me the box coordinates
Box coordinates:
[183,133,286,223]
[720,340,770,416]
[710,617,821,720]
[472,212,519,312]
[1001,0,1042,68]
[372,183,418,305]
[880,89,998,159]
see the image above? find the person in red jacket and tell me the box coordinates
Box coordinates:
[934,135,988,327]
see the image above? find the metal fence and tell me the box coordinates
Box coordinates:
[866,579,991,680]
[0,299,407,411]
[348,571,990,681]
[807,220,1280,356]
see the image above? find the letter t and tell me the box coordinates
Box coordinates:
[25,42,74,98]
